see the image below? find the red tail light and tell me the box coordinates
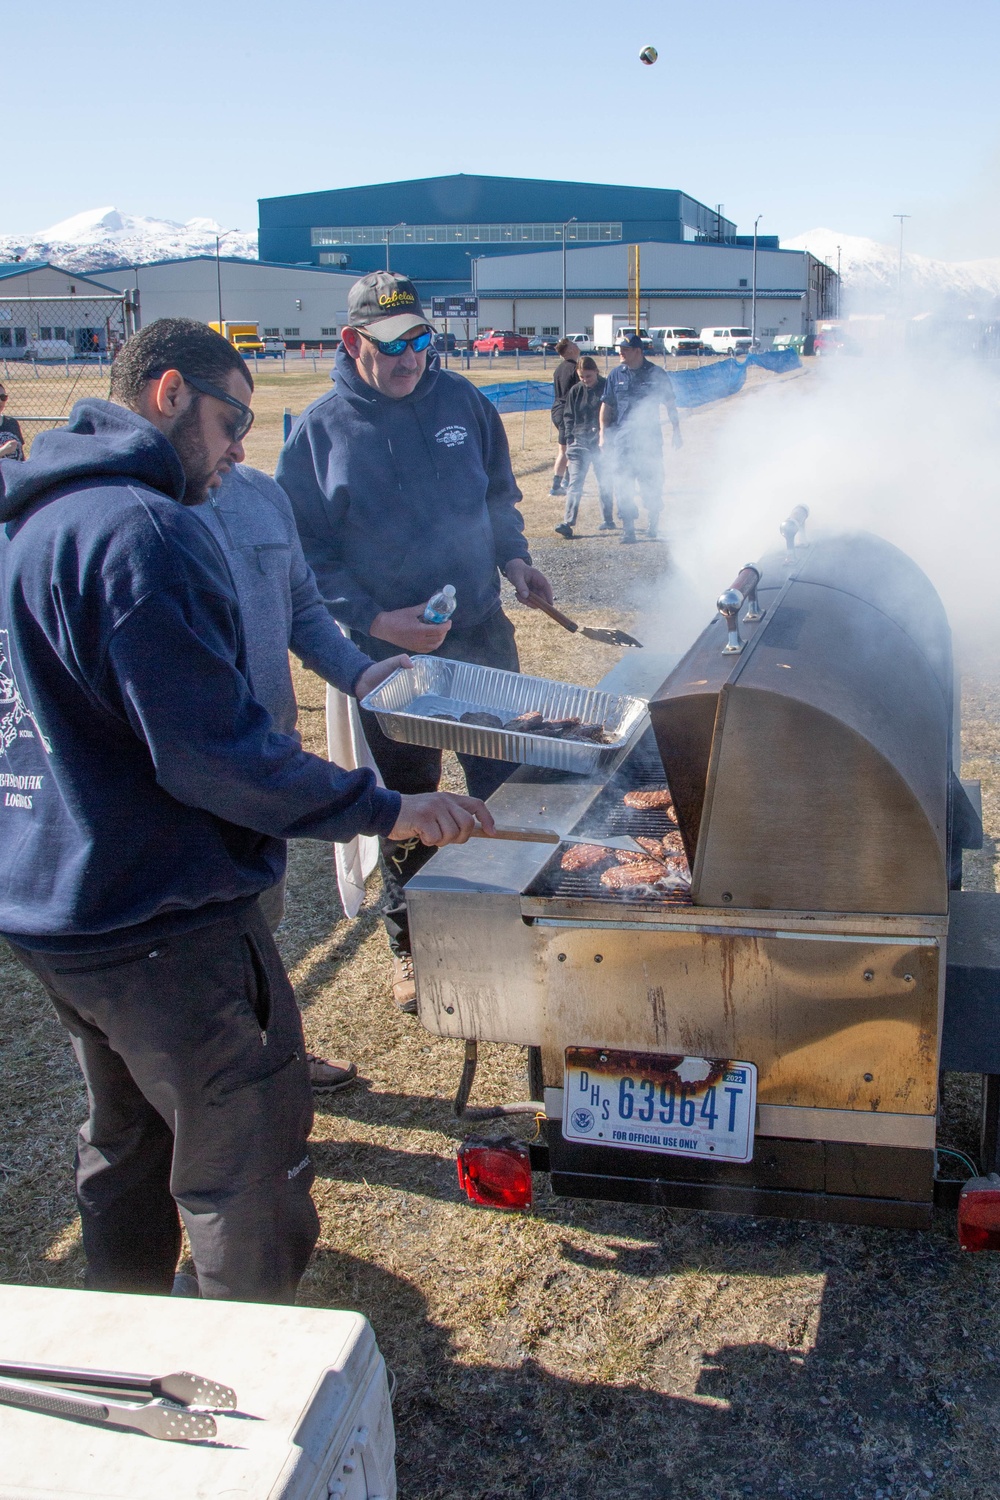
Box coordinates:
[457,1137,533,1211]
[958,1174,1000,1250]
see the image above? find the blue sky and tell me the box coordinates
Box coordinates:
[8,0,1000,257]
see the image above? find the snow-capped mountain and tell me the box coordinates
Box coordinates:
[785,228,1000,309]
[0,207,257,272]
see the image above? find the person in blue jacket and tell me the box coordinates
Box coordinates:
[276,272,554,1011]
[196,461,412,1092]
[0,317,494,1303]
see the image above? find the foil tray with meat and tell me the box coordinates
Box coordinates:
[359,655,649,773]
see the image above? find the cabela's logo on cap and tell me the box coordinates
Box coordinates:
[378,288,416,309]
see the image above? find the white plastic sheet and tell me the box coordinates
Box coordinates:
[325,683,381,919]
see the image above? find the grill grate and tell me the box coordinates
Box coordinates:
[524,730,692,907]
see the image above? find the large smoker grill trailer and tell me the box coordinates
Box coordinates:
[407,521,1000,1233]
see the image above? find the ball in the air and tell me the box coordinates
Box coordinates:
[639,44,658,64]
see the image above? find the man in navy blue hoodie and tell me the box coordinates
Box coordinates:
[276,272,553,1008]
[0,318,494,1302]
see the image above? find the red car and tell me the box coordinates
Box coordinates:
[473,329,530,354]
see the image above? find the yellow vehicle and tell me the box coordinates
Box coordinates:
[208,321,265,356]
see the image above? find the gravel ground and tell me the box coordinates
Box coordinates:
[2,359,999,1500]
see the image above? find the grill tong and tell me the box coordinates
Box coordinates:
[0,1359,237,1443]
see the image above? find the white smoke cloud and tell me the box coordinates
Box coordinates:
[644,355,1000,659]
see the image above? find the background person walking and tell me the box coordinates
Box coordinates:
[599,334,682,544]
[548,339,580,495]
[554,357,615,538]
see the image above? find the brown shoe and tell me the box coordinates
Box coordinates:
[392,954,417,1014]
[306,1053,358,1091]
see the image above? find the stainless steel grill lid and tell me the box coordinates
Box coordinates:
[648,532,952,915]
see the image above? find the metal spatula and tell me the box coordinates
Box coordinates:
[472,825,645,854]
[0,1376,217,1442]
[526,591,643,648]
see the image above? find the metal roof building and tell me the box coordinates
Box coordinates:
[94,256,358,344]
[475,239,837,344]
[257,173,746,297]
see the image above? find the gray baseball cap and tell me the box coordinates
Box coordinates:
[346,272,431,342]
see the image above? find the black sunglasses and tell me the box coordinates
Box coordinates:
[180,372,254,441]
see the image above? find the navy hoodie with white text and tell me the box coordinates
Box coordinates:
[0,400,400,951]
[275,347,530,632]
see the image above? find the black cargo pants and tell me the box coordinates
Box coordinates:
[8,902,318,1302]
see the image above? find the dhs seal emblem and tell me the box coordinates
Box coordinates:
[570,1107,595,1133]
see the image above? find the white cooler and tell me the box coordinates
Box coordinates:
[0,1284,396,1499]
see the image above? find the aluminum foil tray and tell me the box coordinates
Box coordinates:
[360,655,649,774]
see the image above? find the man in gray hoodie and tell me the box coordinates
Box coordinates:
[195,462,410,1089]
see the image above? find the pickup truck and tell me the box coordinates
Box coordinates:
[473,330,530,354]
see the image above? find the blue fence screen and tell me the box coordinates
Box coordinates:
[477,349,800,415]
[476,380,553,413]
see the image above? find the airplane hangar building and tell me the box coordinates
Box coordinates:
[257,173,745,298]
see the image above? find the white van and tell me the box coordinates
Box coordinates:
[649,326,703,356]
[700,326,753,356]
[26,339,76,362]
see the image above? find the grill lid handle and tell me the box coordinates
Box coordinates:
[779,504,809,564]
[717,564,762,654]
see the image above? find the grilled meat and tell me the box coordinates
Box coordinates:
[636,832,686,861]
[571,723,616,743]
[600,861,672,889]
[560,843,612,872]
[534,717,582,738]
[460,711,504,729]
[430,712,458,721]
[614,848,652,865]
[659,854,692,884]
[504,711,546,734]
[623,788,674,811]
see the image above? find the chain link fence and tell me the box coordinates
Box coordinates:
[0,291,138,454]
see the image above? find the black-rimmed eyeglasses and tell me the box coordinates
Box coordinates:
[181,372,254,441]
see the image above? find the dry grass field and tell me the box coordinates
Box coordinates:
[3,358,1000,1500]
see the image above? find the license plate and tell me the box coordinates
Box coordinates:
[562,1047,757,1163]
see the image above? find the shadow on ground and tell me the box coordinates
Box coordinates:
[305,1222,992,1500]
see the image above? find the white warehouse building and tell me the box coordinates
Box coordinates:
[475,240,836,345]
[95,256,358,344]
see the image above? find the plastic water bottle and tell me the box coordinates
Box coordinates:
[423,585,457,624]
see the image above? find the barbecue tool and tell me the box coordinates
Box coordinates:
[526,591,643,648]
[471,824,646,854]
[0,1360,237,1409]
[0,1375,218,1442]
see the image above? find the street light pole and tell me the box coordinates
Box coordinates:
[751,215,761,347]
[385,222,407,273]
[561,217,577,337]
[215,230,237,330]
[893,214,911,298]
